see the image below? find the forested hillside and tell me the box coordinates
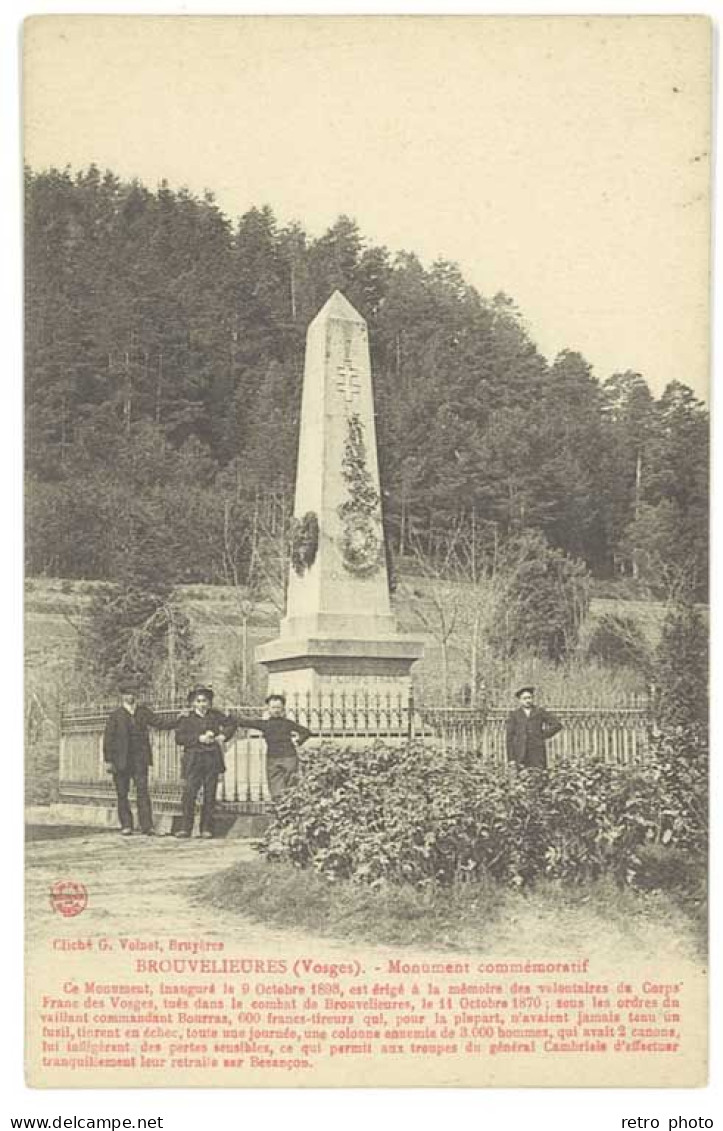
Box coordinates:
[25,165,708,599]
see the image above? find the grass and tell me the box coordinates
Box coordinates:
[194,856,706,958]
[195,856,506,949]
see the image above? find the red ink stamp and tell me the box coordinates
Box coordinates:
[50,880,88,918]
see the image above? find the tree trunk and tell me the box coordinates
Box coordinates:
[399,481,407,557]
[248,489,260,586]
[166,607,177,703]
[241,615,248,695]
[59,394,68,465]
[469,608,482,707]
[155,349,163,425]
[632,448,642,579]
[123,347,132,434]
[290,259,297,321]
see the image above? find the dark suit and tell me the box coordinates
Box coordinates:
[175,709,237,835]
[103,705,177,832]
[505,705,562,769]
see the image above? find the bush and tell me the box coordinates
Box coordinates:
[630,845,691,892]
[647,724,708,859]
[78,582,200,697]
[585,613,651,670]
[490,530,591,662]
[261,740,703,892]
[654,602,708,731]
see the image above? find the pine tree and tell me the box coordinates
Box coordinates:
[654,601,708,732]
[24,164,708,593]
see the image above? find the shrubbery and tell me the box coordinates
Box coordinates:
[262,733,706,893]
[654,602,708,731]
[648,724,707,860]
[585,612,651,670]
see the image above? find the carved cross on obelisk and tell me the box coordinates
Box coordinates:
[336,360,361,404]
[336,333,361,404]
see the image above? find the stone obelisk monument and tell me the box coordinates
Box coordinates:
[257,291,423,701]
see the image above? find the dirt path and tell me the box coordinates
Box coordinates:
[26,825,704,972]
[26,828,354,956]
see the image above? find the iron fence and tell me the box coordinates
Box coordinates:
[56,692,655,814]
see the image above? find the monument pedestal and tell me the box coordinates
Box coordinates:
[257,635,423,704]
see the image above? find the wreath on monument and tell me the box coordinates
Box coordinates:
[339,512,383,575]
[290,511,319,576]
[337,414,384,575]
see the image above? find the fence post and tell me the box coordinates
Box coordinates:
[407,687,415,742]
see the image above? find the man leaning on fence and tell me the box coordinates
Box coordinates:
[233,693,313,801]
[103,681,180,836]
[505,686,562,770]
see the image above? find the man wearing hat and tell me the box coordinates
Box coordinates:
[232,694,313,801]
[103,682,180,836]
[505,686,562,770]
[174,686,237,838]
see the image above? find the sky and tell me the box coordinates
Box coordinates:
[24,15,711,398]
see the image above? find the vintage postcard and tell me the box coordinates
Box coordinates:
[24,15,710,1088]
